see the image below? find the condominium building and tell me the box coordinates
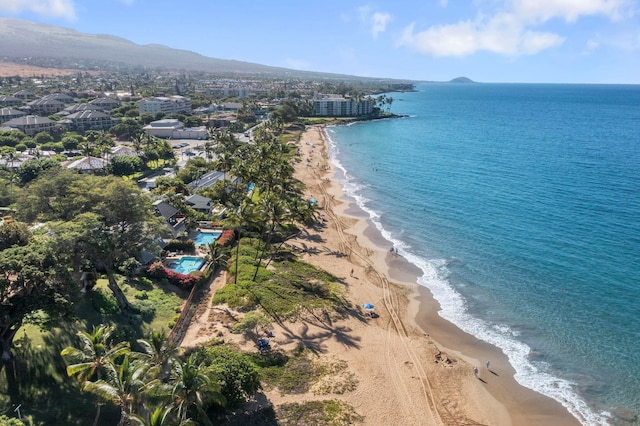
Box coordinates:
[27,98,66,115]
[62,110,117,132]
[0,108,26,124]
[311,94,373,117]
[138,96,192,115]
[89,97,121,111]
[0,96,22,107]
[3,115,60,136]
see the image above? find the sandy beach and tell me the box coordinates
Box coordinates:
[182,124,581,425]
[283,125,580,425]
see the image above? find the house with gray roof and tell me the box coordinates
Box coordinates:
[63,103,105,114]
[42,93,74,103]
[0,96,22,107]
[13,90,36,100]
[64,156,108,173]
[89,97,120,110]
[111,145,138,157]
[63,110,117,132]
[187,170,240,192]
[0,108,26,124]
[185,194,214,214]
[27,98,66,115]
[152,199,186,237]
[3,115,60,136]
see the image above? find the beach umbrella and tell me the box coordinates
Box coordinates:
[363,303,374,310]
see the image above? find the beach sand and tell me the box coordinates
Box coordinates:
[283,125,580,425]
[182,124,581,425]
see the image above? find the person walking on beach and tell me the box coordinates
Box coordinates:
[350,268,354,277]
[473,366,479,378]
[486,360,491,370]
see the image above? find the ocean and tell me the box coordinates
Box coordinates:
[325,83,640,425]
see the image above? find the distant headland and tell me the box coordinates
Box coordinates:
[449,76,476,83]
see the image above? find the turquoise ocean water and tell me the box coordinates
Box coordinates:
[325,83,640,425]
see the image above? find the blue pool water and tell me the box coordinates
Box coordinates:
[193,231,221,246]
[167,256,205,274]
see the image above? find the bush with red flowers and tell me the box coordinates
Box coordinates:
[146,261,198,290]
[217,229,236,247]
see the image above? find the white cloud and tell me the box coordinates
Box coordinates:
[585,35,601,52]
[371,12,392,39]
[0,0,76,19]
[511,0,630,23]
[357,5,392,39]
[396,0,631,57]
[398,13,564,57]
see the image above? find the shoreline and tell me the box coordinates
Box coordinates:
[291,124,580,425]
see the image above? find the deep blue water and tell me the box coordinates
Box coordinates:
[326,83,640,425]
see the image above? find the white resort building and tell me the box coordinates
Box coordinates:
[311,94,373,117]
[138,96,192,115]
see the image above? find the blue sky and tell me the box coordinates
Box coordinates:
[1,0,639,83]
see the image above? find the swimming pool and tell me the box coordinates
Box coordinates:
[167,256,205,274]
[193,230,221,246]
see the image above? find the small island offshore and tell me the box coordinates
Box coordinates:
[449,76,476,83]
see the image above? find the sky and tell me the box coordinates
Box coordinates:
[0,0,639,83]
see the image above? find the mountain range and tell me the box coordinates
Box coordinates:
[0,18,389,81]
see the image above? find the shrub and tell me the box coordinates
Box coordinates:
[146,261,166,278]
[145,261,198,290]
[231,311,271,336]
[134,291,149,300]
[218,230,235,247]
[91,288,119,314]
[195,345,261,407]
[164,239,195,253]
[131,299,156,321]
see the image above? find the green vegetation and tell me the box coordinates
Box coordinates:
[213,238,347,319]
[0,78,385,423]
[276,400,364,426]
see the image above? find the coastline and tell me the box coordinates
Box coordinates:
[290,124,580,425]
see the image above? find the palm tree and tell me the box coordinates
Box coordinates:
[136,330,177,381]
[203,140,214,163]
[205,240,230,272]
[127,405,196,426]
[224,199,258,284]
[170,354,225,426]
[252,193,285,280]
[83,354,150,426]
[61,325,131,426]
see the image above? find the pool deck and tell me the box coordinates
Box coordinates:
[189,226,223,238]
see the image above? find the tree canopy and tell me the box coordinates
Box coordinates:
[0,239,76,361]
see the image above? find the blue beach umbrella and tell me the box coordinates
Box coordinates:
[363,303,374,310]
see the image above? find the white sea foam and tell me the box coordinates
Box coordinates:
[323,127,611,426]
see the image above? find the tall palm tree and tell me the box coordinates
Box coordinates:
[136,330,177,381]
[83,354,150,426]
[170,354,225,426]
[206,240,230,272]
[252,193,285,280]
[61,325,131,426]
[224,200,253,284]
